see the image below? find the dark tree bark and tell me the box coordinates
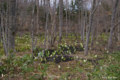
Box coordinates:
[8,0,16,54]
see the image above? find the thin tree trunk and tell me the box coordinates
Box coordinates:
[78,0,81,36]
[58,0,63,42]
[44,0,49,54]
[118,5,120,41]
[33,0,39,49]
[53,0,57,38]
[44,0,45,9]
[0,18,1,41]
[108,0,119,48]
[0,3,1,41]
[5,1,9,51]
[84,0,97,56]
[91,22,95,46]
[31,0,35,58]
[1,11,8,57]
[84,7,87,47]
[68,7,70,36]
[66,0,68,38]
[41,0,42,6]
[81,0,84,42]
[96,4,100,40]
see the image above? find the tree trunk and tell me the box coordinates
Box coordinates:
[8,0,16,54]
[41,0,42,6]
[84,0,96,56]
[118,2,120,41]
[96,4,100,40]
[0,19,1,41]
[44,0,49,54]
[58,0,63,42]
[81,0,84,42]
[31,0,35,58]
[108,0,119,48]
[53,0,57,38]
[84,6,87,47]
[1,10,8,56]
[66,0,68,38]
[91,22,95,46]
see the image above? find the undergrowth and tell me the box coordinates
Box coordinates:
[87,51,120,80]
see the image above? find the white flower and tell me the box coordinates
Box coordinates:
[65,78,67,80]
[65,44,67,47]
[50,55,53,57]
[52,52,55,55]
[58,65,61,69]
[94,55,97,57]
[56,55,58,57]
[34,57,38,60]
[2,74,4,77]
[76,56,78,59]
[107,51,109,53]
[83,59,87,62]
[61,56,64,59]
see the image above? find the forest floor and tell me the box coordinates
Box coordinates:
[0,32,120,80]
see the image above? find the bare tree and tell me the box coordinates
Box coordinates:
[84,0,98,56]
[108,0,119,48]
